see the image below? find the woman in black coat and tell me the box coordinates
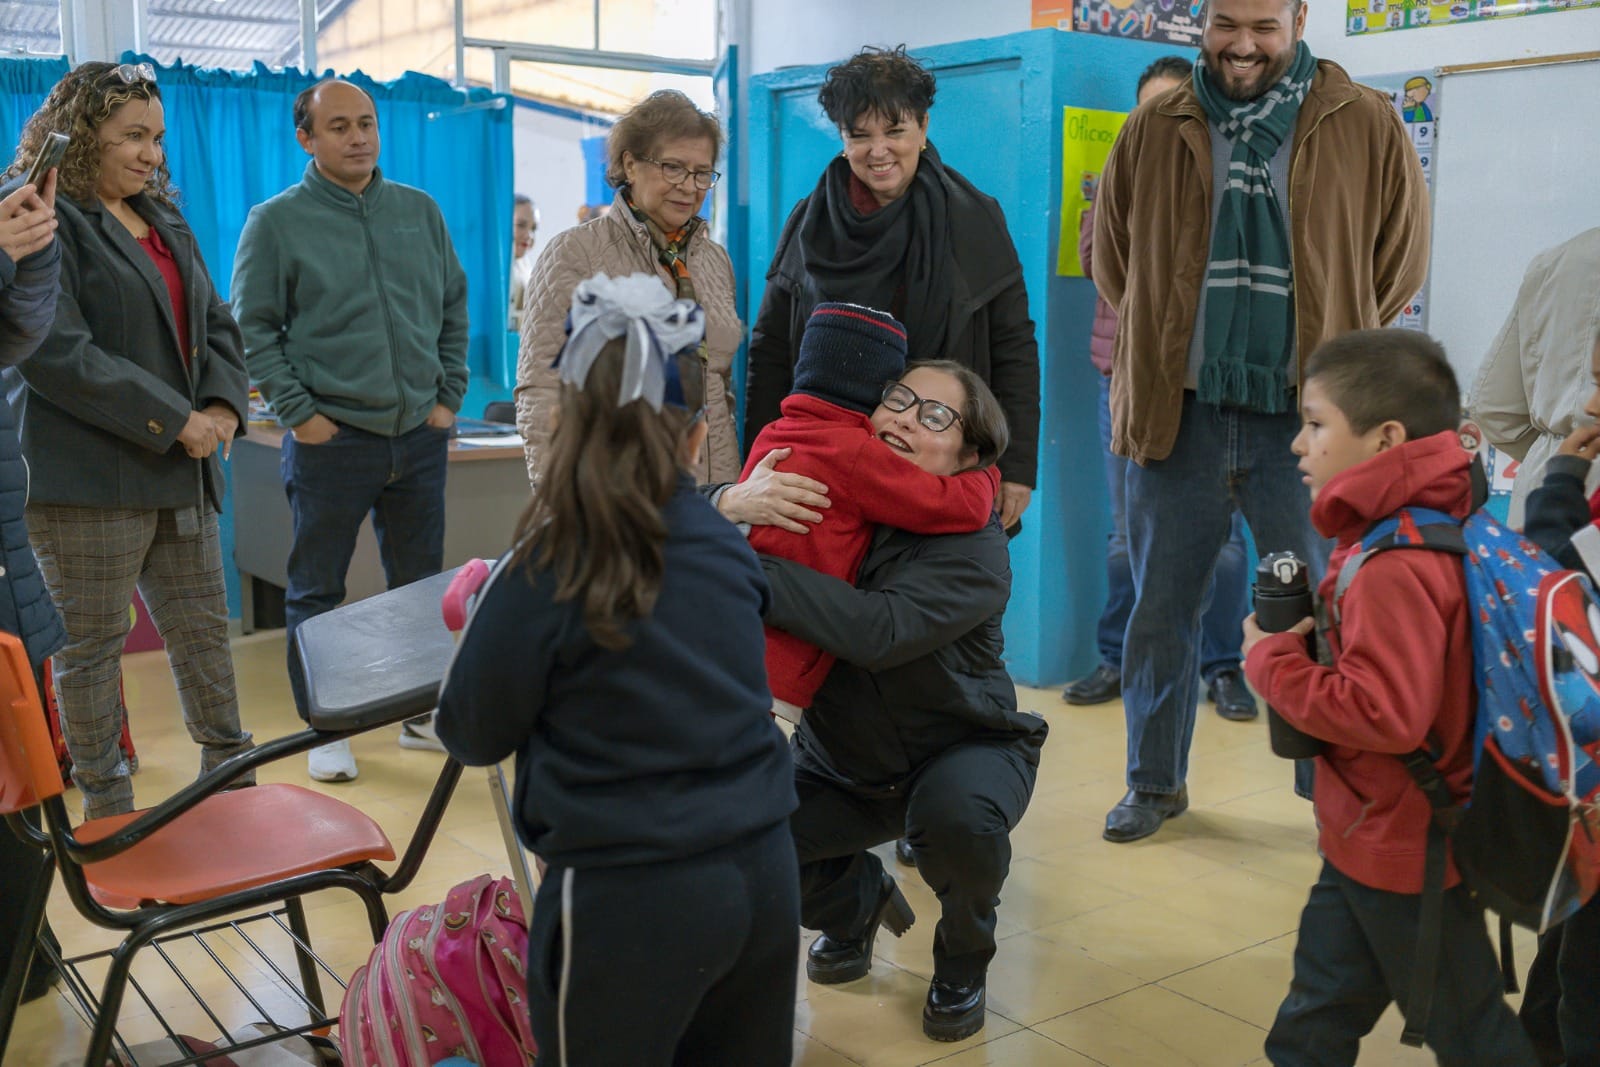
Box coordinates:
[742,46,1040,532]
[0,169,70,1022]
[722,362,1047,1043]
[6,62,253,822]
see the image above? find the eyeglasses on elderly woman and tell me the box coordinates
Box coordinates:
[880,381,964,433]
[635,156,720,190]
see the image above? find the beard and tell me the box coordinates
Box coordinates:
[1201,43,1296,102]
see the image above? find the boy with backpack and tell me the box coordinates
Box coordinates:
[1241,328,1539,1064]
[1514,330,1600,1067]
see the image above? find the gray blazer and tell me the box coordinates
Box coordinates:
[13,191,248,513]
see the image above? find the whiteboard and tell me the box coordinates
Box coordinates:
[1428,58,1600,384]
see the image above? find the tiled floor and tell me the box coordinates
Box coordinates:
[4,634,1534,1066]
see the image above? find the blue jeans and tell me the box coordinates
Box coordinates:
[1094,375,1250,681]
[282,422,449,720]
[1123,394,1329,793]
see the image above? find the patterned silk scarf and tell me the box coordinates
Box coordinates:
[628,193,703,306]
[1192,41,1317,413]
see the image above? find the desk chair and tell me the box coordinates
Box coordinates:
[0,570,471,1067]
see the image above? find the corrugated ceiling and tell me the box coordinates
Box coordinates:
[0,0,345,71]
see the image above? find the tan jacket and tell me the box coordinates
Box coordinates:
[1469,228,1600,527]
[1094,60,1431,464]
[514,192,744,487]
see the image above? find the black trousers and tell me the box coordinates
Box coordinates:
[524,822,798,1067]
[790,736,1038,985]
[1519,893,1600,1067]
[1266,861,1538,1066]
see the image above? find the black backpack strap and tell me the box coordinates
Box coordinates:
[1397,742,1462,1048]
[1500,915,1519,995]
[1403,818,1449,1047]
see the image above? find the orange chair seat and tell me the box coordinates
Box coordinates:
[77,784,395,909]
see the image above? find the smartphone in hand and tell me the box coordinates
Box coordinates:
[24,132,69,190]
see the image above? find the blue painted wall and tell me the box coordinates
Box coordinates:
[745,29,1189,687]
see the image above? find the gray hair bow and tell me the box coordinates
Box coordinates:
[556,273,705,410]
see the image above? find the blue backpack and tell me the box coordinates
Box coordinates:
[1334,505,1600,1044]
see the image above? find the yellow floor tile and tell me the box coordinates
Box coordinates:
[926,1028,1103,1066]
[1034,984,1268,1067]
[794,965,1022,1067]
[980,932,1145,1026]
[5,643,1526,1066]
[1158,936,1297,1031]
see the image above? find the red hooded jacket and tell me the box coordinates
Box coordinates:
[1245,431,1475,894]
[743,394,1000,707]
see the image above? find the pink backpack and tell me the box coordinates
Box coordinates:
[338,874,538,1066]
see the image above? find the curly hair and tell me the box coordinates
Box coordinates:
[817,45,937,130]
[3,62,179,208]
[605,90,722,191]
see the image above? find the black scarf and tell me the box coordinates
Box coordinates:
[795,145,956,361]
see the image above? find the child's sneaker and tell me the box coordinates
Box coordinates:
[398,713,446,753]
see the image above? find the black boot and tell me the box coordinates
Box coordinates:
[894,836,916,868]
[923,977,986,1041]
[806,872,915,985]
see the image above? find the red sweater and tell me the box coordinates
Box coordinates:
[1245,431,1475,893]
[743,394,1000,706]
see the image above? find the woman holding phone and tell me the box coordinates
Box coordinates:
[0,163,68,1021]
[3,61,254,820]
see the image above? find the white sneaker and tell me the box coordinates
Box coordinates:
[397,712,446,753]
[308,739,358,783]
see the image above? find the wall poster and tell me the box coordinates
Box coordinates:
[1357,68,1442,330]
[1056,106,1129,277]
[1347,0,1600,36]
[1034,0,1205,46]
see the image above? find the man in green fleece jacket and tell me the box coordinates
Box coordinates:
[231,79,468,784]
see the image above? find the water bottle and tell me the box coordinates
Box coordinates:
[1254,551,1326,759]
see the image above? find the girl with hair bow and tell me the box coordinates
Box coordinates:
[436,274,800,1066]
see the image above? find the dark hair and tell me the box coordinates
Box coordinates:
[818,45,937,130]
[605,90,721,190]
[1136,56,1193,101]
[510,339,708,651]
[294,79,377,133]
[902,360,1009,469]
[4,62,177,207]
[514,192,532,208]
[1304,329,1460,440]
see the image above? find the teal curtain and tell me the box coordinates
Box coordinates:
[0,57,69,166]
[0,55,516,389]
[120,55,517,389]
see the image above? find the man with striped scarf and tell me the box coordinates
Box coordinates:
[1092,0,1431,843]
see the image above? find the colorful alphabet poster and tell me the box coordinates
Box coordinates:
[1057,107,1130,277]
[1358,69,1441,330]
[1033,0,1205,45]
[1347,0,1600,36]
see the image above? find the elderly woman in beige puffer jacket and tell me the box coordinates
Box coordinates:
[515,90,742,487]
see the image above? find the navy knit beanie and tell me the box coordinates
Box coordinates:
[792,303,909,414]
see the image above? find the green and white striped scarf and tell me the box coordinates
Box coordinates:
[1193,41,1317,413]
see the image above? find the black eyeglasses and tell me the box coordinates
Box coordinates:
[880,382,964,433]
[102,62,157,86]
[636,156,720,190]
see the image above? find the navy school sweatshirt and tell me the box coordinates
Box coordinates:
[436,477,797,869]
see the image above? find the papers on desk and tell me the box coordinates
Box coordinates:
[454,432,522,448]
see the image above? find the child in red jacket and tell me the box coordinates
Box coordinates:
[742,304,999,720]
[1241,329,1537,1064]
[1515,328,1600,1067]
